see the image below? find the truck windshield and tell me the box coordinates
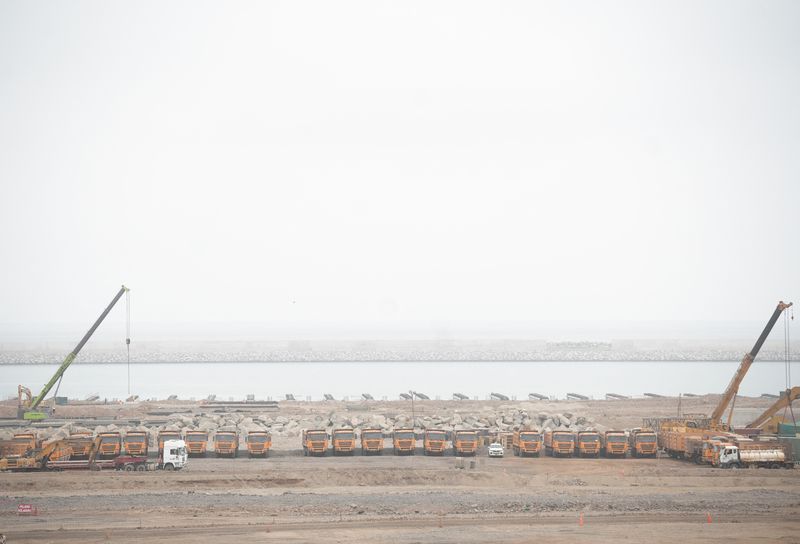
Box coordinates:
[427,432,446,440]
[554,434,574,442]
[334,432,355,440]
[187,434,207,440]
[520,433,540,441]
[12,437,31,444]
[606,435,626,442]
[457,435,477,443]
[579,435,599,442]
[216,435,235,442]
[247,435,270,443]
[395,432,415,440]
[307,433,326,440]
[636,436,656,443]
[362,432,382,439]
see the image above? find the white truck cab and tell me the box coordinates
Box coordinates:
[719,446,740,467]
[161,439,188,471]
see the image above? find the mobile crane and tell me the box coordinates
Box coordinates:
[18,285,130,420]
[659,300,793,458]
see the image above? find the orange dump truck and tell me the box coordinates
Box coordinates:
[512,430,543,457]
[629,428,658,458]
[332,428,356,456]
[97,432,122,459]
[602,430,628,458]
[393,429,416,455]
[66,433,95,459]
[184,431,209,457]
[544,430,575,457]
[123,431,149,456]
[214,431,239,458]
[158,431,182,456]
[424,429,448,456]
[11,433,38,455]
[452,430,478,456]
[576,431,602,458]
[302,429,329,456]
[245,431,272,457]
[360,429,384,455]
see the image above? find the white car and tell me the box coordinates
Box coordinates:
[488,442,505,458]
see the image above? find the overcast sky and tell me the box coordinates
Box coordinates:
[0,1,798,340]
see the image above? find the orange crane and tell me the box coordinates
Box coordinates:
[710,301,793,430]
[746,387,800,434]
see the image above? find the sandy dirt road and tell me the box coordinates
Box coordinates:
[2,452,799,543]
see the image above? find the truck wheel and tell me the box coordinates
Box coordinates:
[136,464,146,472]
[164,463,174,471]
[124,464,135,472]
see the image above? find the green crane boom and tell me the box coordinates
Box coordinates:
[23,285,129,418]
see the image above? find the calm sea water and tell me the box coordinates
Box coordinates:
[1,361,793,401]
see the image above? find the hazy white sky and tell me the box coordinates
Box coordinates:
[0,1,798,337]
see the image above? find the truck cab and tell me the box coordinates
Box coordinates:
[246,431,272,457]
[184,431,209,457]
[123,431,149,456]
[602,431,628,458]
[453,430,478,456]
[577,431,601,458]
[97,432,122,459]
[512,430,542,457]
[158,431,182,457]
[629,429,658,458]
[302,429,329,456]
[214,431,239,458]
[332,428,356,455]
[160,439,188,471]
[424,429,448,456]
[360,429,384,455]
[545,431,575,457]
[393,429,416,455]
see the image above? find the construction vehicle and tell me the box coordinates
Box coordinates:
[452,430,478,456]
[158,430,182,457]
[393,428,416,455]
[123,431,149,456]
[744,387,800,435]
[18,285,130,420]
[576,431,602,458]
[302,429,329,456]
[512,430,543,457]
[629,428,657,458]
[0,433,39,458]
[423,429,448,455]
[360,429,384,455]
[96,432,122,459]
[659,301,793,457]
[331,428,356,455]
[544,430,575,457]
[602,430,628,458]
[245,431,272,457]
[184,431,209,457]
[66,433,94,459]
[0,439,75,471]
[214,431,239,458]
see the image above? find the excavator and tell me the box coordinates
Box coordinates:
[745,387,800,435]
[0,439,75,471]
[659,300,793,458]
[18,285,130,420]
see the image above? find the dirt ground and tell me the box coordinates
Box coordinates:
[2,396,799,543]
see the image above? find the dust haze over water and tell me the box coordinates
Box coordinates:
[0,2,797,383]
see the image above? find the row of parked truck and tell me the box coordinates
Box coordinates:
[0,429,273,462]
[300,428,658,458]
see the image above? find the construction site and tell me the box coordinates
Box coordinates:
[0,291,799,542]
